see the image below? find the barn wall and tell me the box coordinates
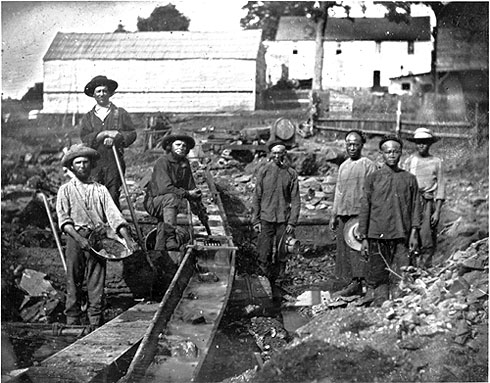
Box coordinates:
[43,92,255,114]
[43,59,258,113]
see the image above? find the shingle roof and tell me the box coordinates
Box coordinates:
[275,16,431,41]
[44,30,263,61]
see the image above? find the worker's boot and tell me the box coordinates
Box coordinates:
[163,207,179,251]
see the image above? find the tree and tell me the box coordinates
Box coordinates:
[240,2,316,41]
[137,4,190,32]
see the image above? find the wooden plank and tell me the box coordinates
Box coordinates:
[17,301,161,382]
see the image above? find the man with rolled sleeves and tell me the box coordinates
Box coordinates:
[358,135,421,306]
[252,142,301,285]
[56,144,137,327]
[80,75,137,208]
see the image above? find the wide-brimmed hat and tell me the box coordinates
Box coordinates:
[161,134,196,150]
[268,141,287,152]
[278,232,300,261]
[61,144,100,167]
[343,217,362,251]
[407,128,439,143]
[84,75,118,97]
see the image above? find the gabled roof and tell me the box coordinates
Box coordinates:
[275,16,431,41]
[44,30,263,61]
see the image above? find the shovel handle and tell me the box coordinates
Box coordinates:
[39,192,67,273]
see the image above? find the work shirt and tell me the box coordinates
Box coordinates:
[402,154,446,200]
[332,156,377,216]
[79,104,136,167]
[56,177,128,233]
[252,161,300,226]
[358,164,421,241]
[146,152,197,199]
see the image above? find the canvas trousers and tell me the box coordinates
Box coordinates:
[145,193,180,251]
[65,229,106,326]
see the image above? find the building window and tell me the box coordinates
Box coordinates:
[375,41,381,54]
[336,42,342,55]
[402,83,411,90]
[293,49,298,54]
[408,41,414,55]
[373,71,381,88]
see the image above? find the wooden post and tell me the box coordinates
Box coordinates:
[395,99,402,136]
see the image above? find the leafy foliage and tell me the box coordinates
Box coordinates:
[137,4,190,32]
[240,2,318,41]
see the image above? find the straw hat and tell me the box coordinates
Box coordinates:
[343,217,362,251]
[407,128,439,143]
[278,232,300,261]
[61,144,100,167]
[84,75,118,97]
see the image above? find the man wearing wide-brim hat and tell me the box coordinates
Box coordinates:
[402,127,445,269]
[144,133,208,251]
[57,144,137,327]
[79,75,137,209]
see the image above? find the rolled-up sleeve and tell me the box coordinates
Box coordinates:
[56,185,74,232]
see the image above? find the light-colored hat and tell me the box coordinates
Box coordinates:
[408,128,438,143]
[277,232,300,261]
[84,75,118,97]
[61,144,100,167]
[343,217,362,251]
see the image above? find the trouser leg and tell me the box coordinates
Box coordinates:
[335,216,352,281]
[64,235,87,324]
[85,251,107,326]
[257,220,275,280]
[419,198,436,268]
[271,223,286,282]
[146,193,181,251]
[93,164,123,209]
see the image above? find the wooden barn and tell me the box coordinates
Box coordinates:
[42,30,266,114]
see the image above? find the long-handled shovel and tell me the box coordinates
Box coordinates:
[39,192,67,273]
[112,145,156,272]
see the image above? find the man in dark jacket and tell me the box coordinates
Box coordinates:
[358,135,421,306]
[252,142,301,285]
[144,134,207,251]
[80,75,137,208]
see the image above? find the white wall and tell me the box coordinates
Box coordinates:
[43,59,258,113]
[265,40,432,88]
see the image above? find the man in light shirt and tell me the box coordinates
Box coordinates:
[80,76,137,208]
[330,130,377,296]
[403,128,445,268]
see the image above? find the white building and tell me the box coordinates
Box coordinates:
[42,30,265,114]
[266,16,432,90]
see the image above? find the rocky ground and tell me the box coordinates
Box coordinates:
[1,111,488,381]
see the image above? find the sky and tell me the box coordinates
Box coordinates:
[1,0,248,99]
[1,1,434,100]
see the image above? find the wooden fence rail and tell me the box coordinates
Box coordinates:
[315,117,474,139]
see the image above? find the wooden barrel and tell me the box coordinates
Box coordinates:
[273,118,295,141]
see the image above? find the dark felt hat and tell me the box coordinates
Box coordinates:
[61,144,100,167]
[379,134,403,150]
[84,75,118,97]
[161,134,196,150]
